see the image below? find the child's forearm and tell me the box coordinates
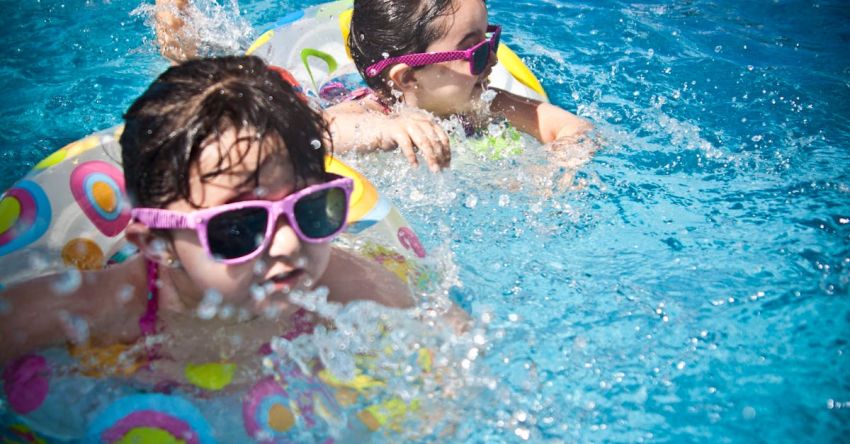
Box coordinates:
[323,106,387,155]
[323,104,451,172]
[490,88,592,143]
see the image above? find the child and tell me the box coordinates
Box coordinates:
[328,0,593,171]
[152,0,592,173]
[0,56,413,380]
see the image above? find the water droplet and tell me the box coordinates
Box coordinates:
[27,251,49,272]
[116,285,135,304]
[149,238,168,255]
[197,289,223,319]
[742,406,756,419]
[218,304,235,320]
[381,52,390,59]
[51,269,82,295]
[310,139,322,150]
[515,427,530,440]
[58,310,90,344]
[714,45,723,53]
[250,285,266,304]
[480,88,497,103]
[498,195,511,207]
[514,410,528,422]
[574,336,588,349]
[476,313,492,327]
[251,261,267,278]
[464,194,478,208]
[751,134,763,142]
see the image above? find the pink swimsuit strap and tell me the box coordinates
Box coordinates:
[140,260,159,337]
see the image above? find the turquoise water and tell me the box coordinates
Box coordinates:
[1,0,849,442]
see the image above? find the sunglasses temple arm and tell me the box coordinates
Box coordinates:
[132,209,194,230]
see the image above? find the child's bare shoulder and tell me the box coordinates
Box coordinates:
[322,246,414,309]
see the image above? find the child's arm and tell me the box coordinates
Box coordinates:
[324,101,451,172]
[0,260,146,365]
[489,87,592,143]
[154,0,197,63]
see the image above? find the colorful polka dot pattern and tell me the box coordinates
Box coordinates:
[88,394,215,444]
[69,161,131,237]
[2,355,50,415]
[0,180,51,257]
[243,377,299,442]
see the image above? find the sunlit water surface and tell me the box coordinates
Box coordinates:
[1,0,849,441]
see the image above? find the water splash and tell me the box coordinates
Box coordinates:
[133,0,254,60]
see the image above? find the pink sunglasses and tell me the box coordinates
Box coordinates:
[365,25,502,78]
[131,174,353,264]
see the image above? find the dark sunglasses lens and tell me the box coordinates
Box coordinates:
[207,207,268,260]
[293,187,347,239]
[472,43,491,75]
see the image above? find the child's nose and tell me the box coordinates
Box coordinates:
[266,216,302,258]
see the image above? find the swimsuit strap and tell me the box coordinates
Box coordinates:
[139,260,159,337]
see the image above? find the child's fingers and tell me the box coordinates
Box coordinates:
[392,131,419,168]
[408,122,444,172]
[416,122,450,170]
[430,124,451,168]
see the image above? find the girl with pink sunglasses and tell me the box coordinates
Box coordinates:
[326,0,593,171]
[154,0,592,173]
[0,56,413,375]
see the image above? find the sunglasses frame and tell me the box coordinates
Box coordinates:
[131,174,354,264]
[365,25,502,78]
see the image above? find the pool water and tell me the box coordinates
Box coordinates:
[1,0,849,442]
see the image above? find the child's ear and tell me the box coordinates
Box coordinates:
[125,222,178,267]
[387,64,418,93]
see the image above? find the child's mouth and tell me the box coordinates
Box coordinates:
[265,269,304,292]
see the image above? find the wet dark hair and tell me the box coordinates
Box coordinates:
[348,0,457,97]
[121,55,330,209]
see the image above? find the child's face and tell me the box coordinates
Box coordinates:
[407,0,494,116]
[166,128,331,314]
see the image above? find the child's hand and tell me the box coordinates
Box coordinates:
[376,111,451,172]
[154,0,198,63]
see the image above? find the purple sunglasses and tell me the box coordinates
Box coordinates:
[365,25,501,78]
[131,174,354,264]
